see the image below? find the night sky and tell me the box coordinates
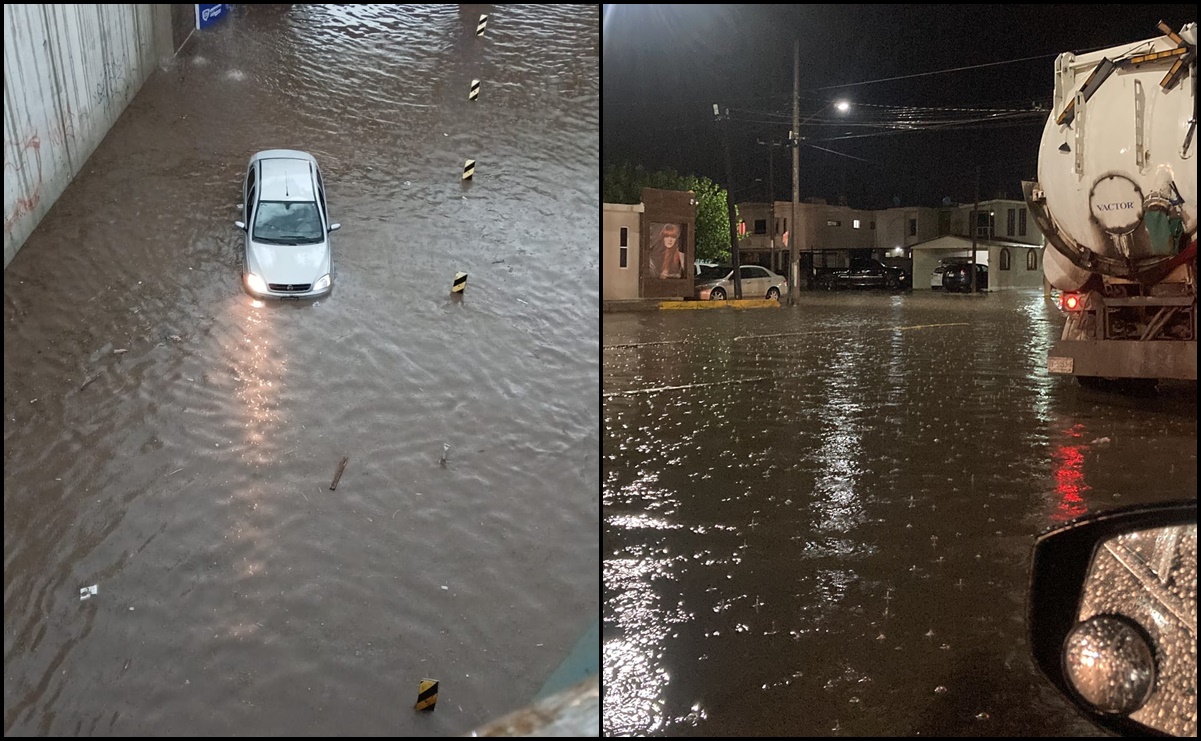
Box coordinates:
[602,4,1196,209]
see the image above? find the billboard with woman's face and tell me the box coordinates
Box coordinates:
[646,222,686,280]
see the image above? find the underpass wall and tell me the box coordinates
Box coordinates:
[3,4,176,268]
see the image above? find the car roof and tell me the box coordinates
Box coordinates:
[258,157,316,202]
[251,149,317,164]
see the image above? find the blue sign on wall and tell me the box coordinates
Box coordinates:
[196,4,230,30]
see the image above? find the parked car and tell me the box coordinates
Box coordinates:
[696,265,788,300]
[941,262,988,292]
[930,263,948,290]
[234,149,341,299]
[930,259,971,290]
[817,259,909,291]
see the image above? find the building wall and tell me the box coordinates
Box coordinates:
[602,203,643,301]
[945,199,1042,246]
[876,206,940,254]
[988,244,1045,290]
[4,4,175,268]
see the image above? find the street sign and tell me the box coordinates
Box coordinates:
[196,4,230,30]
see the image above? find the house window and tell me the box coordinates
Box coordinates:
[1026,249,1038,271]
[1019,209,1028,236]
[853,219,861,229]
[908,218,917,237]
[826,220,841,227]
[754,219,767,235]
[974,211,993,239]
[1000,247,1011,271]
[619,246,628,268]
[1007,208,1015,236]
[620,227,628,247]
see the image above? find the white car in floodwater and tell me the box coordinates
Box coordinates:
[235,150,340,299]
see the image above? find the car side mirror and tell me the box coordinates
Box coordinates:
[328,223,341,232]
[234,221,247,231]
[1028,501,1196,737]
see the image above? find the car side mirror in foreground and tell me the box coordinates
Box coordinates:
[328,223,341,232]
[234,221,247,231]
[1028,501,1196,737]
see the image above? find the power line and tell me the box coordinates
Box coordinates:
[808,52,1060,92]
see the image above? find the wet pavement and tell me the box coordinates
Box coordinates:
[602,290,1197,736]
[3,5,598,736]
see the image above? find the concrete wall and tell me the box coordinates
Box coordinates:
[4,4,175,268]
[989,244,1045,290]
[603,203,643,301]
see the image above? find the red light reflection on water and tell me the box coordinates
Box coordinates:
[1049,424,1091,523]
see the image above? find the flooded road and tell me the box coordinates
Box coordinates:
[3,5,598,736]
[602,290,1197,736]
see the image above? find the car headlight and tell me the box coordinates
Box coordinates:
[246,273,268,293]
[313,274,331,291]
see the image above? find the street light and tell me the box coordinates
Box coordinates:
[787,91,851,303]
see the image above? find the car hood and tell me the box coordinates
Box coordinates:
[247,239,330,284]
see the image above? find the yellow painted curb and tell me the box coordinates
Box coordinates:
[659,299,780,310]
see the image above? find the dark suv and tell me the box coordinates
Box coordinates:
[817,259,909,291]
[941,263,988,292]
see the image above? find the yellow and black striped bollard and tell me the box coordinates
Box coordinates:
[476,14,488,36]
[452,272,467,293]
[415,678,439,711]
[462,159,475,181]
[469,79,480,101]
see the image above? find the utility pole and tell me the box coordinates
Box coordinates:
[715,103,742,299]
[789,38,800,305]
[970,165,979,293]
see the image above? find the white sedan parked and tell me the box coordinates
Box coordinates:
[696,265,788,300]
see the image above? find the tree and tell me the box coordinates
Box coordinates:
[602,163,733,263]
[684,175,733,262]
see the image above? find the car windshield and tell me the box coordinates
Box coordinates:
[697,265,731,281]
[253,201,324,244]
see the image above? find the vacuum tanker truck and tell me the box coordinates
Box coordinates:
[1023,22,1196,386]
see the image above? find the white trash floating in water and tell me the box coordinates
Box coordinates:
[80,585,98,601]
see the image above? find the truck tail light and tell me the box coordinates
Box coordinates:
[1061,292,1082,311]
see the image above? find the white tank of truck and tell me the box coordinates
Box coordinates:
[1024,22,1197,384]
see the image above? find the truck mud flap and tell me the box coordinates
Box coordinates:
[1048,340,1198,381]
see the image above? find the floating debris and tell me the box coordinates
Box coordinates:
[330,456,350,490]
[114,348,128,355]
[80,585,98,601]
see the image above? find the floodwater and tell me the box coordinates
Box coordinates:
[602,290,1197,736]
[3,5,598,736]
